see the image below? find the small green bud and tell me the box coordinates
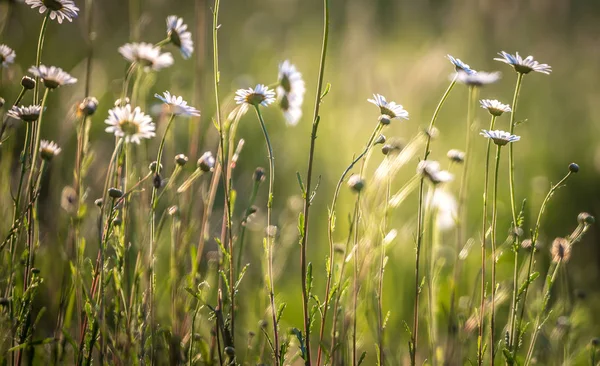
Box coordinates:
[108,188,124,199]
[569,163,579,173]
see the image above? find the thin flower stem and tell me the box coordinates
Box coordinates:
[351,189,362,366]
[236,179,261,275]
[254,105,279,363]
[511,171,572,360]
[490,144,502,366]
[300,0,330,362]
[0,86,27,142]
[411,77,457,366]
[524,260,562,366]
[478,114,496,365]
[320,124,381,364]
[33,12,50,104]
[507,72,524,349]
[377,167,391,365]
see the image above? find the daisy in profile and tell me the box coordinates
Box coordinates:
[277,60,305,126]
[427,189,458,231]
[235,84,276,107]
[480,129,520,146]
[118,43,174,72]
[155,91,200,116]
[447,54,474,75]
[454,70,501,87]
[105,104,155,144]
[39,140,62,160]
[417,160,453,185]
[166,16,194,59]
[28,65,77,89]
[480,99,511,117]
[368,94,409,125]
[8,105,43,122]
[494,51,552,75]
[25,0,79,23]
[0,45,16,68]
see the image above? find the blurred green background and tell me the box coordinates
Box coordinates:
[1,0,600,363]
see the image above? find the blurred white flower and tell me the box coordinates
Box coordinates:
[29,65,77,89]
[480,99,511,117]
[277,60,305,126]
[447,149,465,164]
[0,44,16,68]
[25,0,79,23]
[368,94,409,122]
[118,43,174,72]
[454,70,501,87]
[427,189,458,231]
[7,105,43,122]
[235,84,276,107]
[105,104,155,144]
[166,16,194,59]
[494,51,552,75]
[155,91,200,117]
[40,140,61,160]
[417,160,453,185]
[480,129,520,146]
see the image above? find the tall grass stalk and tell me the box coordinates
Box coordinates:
[411,76,456,366]
[299,0,330,362]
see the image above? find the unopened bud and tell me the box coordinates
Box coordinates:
[175,154,188,166]
[378,114,391,125]
[253,167,265,182]
[21,76,36,90]
[149,161,162,173]
[108,188,123,199]
[153,173,162,189]
[197,151,215,172]
[568,163,579,173]
[577,212,595,225]
[347,174,365,193]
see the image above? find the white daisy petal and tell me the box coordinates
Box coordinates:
[494,51,552,75]
[368,93,409,121]
[480,129,520,146]
[155,91,200,117]
[25,0,79,23]
[417,160,453,185]
[166,15,194,59]
[105,104,156,144]
[118,42,174,72]
[235,84,276,107]
[0,44,16,68]
[480,99,511,116]
[28,65,77,89]
[454,70,501,86]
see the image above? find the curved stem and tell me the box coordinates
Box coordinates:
[33,12,50,104]
[254,105,279,363]
[411,77,457,366]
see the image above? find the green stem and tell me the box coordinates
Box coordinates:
[0,87,27,142]
[490,145,502,365]
[254,105,279,363]
[411,77,457,366]
[33,12,50,104]
[511,171,572,359]
[236,179,261,276]
[300,0,330,361]
[478,115,496,365]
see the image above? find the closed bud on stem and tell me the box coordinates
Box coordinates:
[149,161,162,173]
[153,173,162,189]
[197,151,215,172]
[577,212,595,225]
[175,154,188,166]
[378,114,391,125]
[21,76,36,90]
[108,188,124,199]
[94,198,103,207]
[253,167,266,182]
[374,134,386,145]
[224,346,235,358]
[347,174,365,193]
[568,163,579,173]
[78,97,99,117]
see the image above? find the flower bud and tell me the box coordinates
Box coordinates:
[149,161,162,173]
[94,198,103,207]
[253,167,265,182]
[108,188,124,199]
[447,149,465,164]
[153,173,162,189]
[347,174,365,193]
[378,114,391,125]
[374,134,386,145]
[78,97,99,116]
[113,218,122,226]
[577,212,595,225]
[21,76,36,90]
[31,268,41,275]
[175,154,188,166]
[197,151,215,172]
[568,163,579,173]
[224,346,235,358]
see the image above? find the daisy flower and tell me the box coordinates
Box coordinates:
[105,104,156,144]
[447,149,465,164]
[235,84,276,107]
[480,99,511,117]
[166,16,194,59]
[25,0,79,23]
[197,151,216,172]
[494,51,552,75]
[0,44,16,68]
[118,43,174,72]
[427,189,458,231]
[368,94,409,124]
[155,91,200,116]
[28,65,77,89]
[7,105,43,122]
[455,70,501,87]
[277,60,305,126]
[39,140,62,160]
[447,54,474,75]
[480,129,520,146]
[417,160,453,185]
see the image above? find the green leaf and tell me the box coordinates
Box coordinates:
[357,351,367,366]
[320,83,331,100]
